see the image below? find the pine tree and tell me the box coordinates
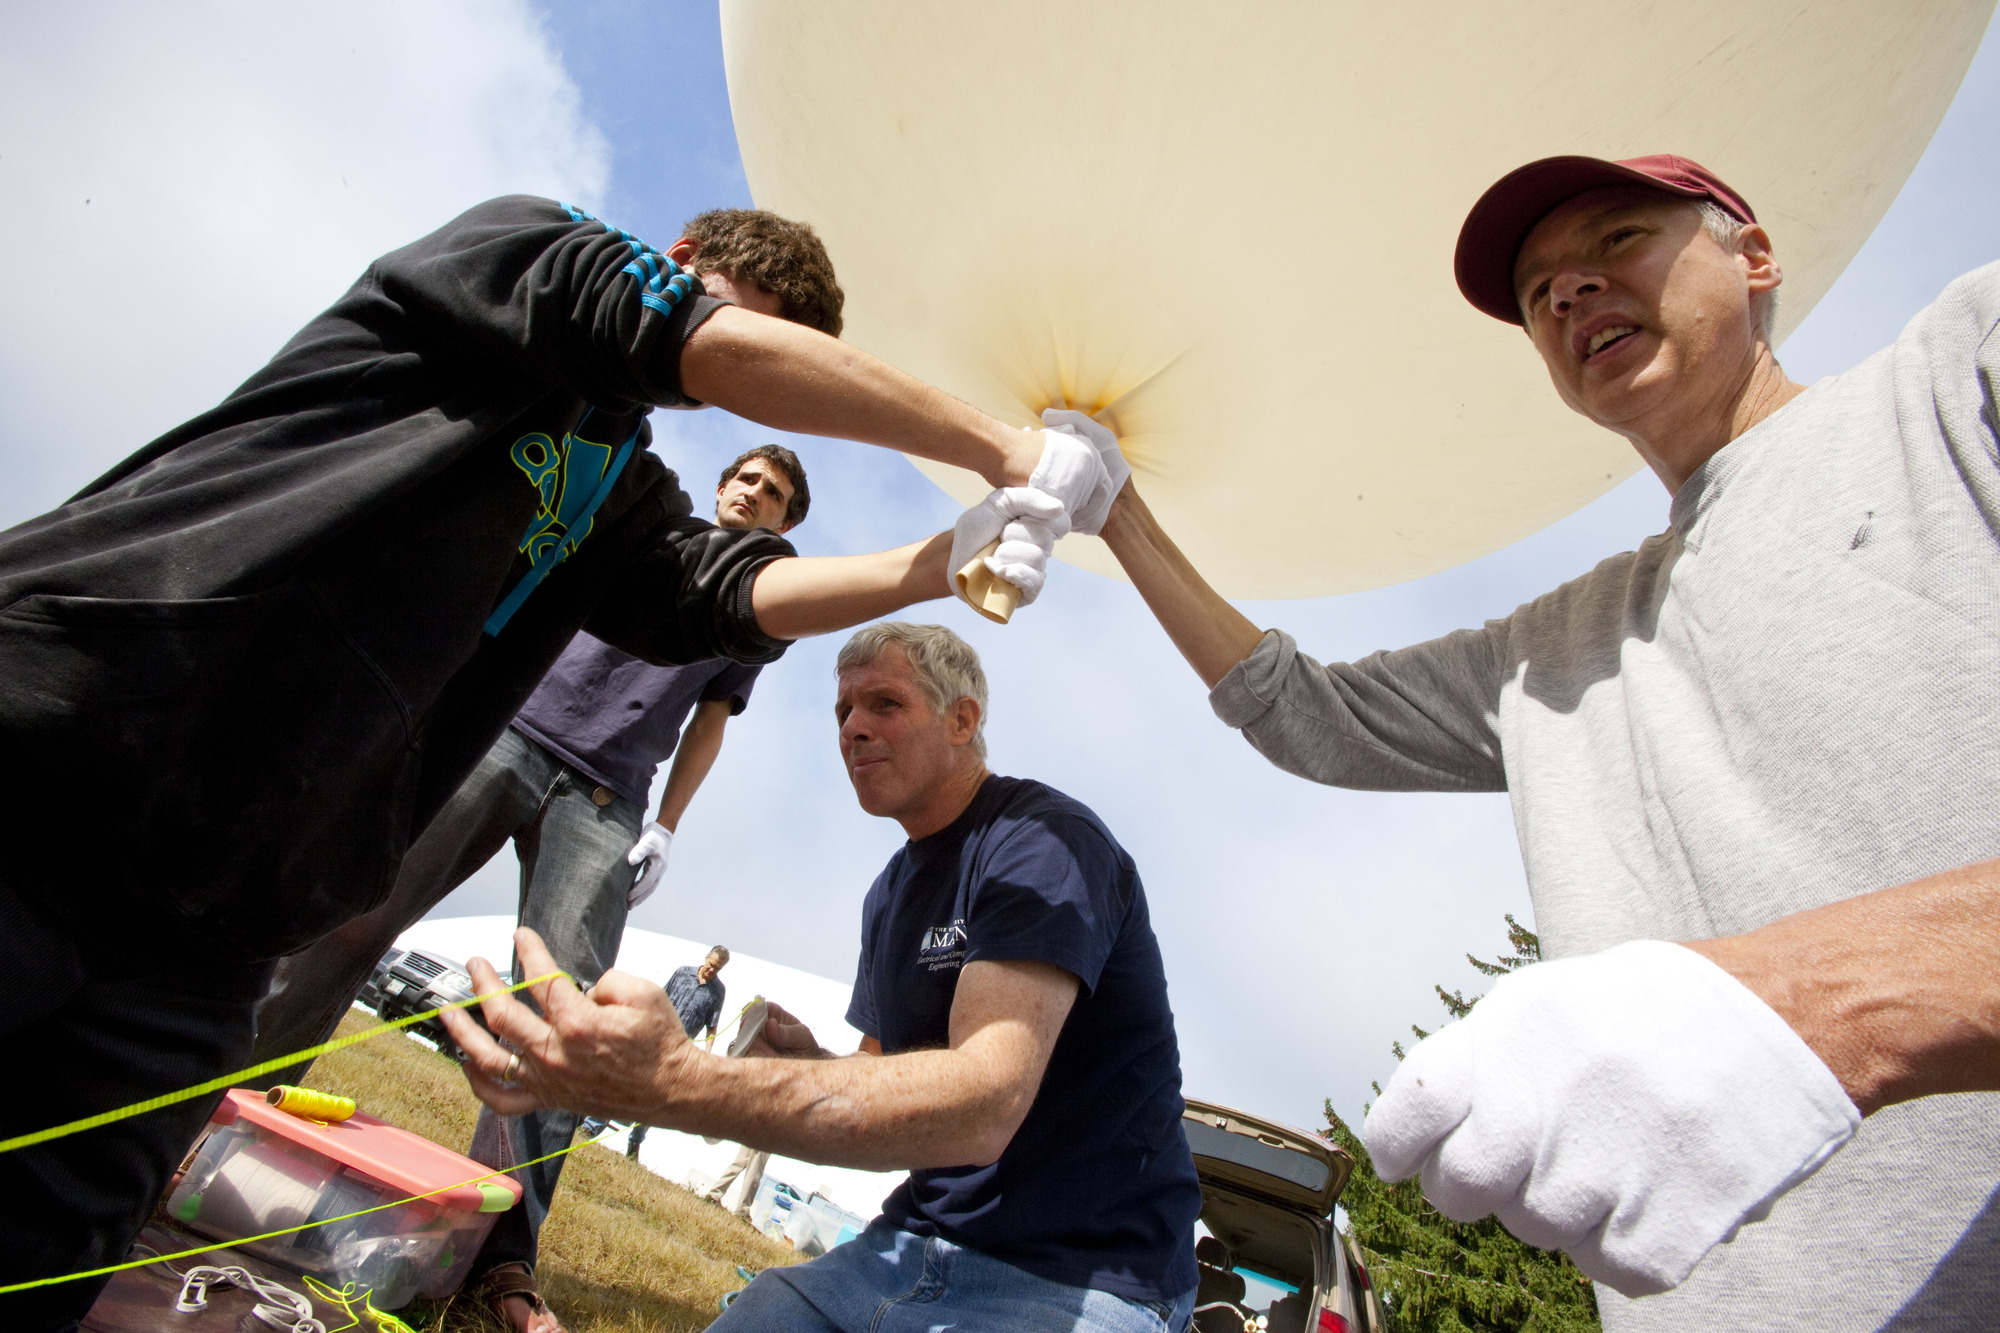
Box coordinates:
[1330,915,1601,1333]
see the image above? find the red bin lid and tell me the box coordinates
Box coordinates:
[212,1089,521,1213]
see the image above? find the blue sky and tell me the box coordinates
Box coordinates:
[4,2,1995,1134]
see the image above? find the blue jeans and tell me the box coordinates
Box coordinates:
[252,726,644,1279]
[708,1223,1196,1333]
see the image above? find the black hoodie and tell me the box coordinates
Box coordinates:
[0,196,796,960]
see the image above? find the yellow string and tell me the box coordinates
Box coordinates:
[0,1127,609,1294]
[0,970,567,1155]
[712,998,755,1048]
[301,1275,420,1333]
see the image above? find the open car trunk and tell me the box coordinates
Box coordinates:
[1182,1100,1352,1216]
[1183,1100,1358,1333]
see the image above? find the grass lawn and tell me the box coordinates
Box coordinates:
[296,1009,801,1333]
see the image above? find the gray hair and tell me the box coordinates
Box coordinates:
[836,622,989,758]
[1696,201,1779,346]
[707,945,730,965]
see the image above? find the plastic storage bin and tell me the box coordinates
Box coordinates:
[748,1175,866,1257]
[166,1089,521,1309]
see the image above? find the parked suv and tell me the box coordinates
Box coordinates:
[1183,1098,1379,1333]
[361,946,484,1059]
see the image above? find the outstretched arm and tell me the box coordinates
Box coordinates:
[372,204,1041,494]
[442,929,1079,1171]
[750,532,953,640]
[1097,483,1265,688]
[1101,479,1508,791]
[681,306,1042,491]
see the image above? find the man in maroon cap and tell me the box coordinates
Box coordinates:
[1094,154,2000,1329]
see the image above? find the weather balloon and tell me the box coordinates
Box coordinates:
[723,1,1990,598]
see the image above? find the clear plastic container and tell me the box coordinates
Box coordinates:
[166,1089,520,1308]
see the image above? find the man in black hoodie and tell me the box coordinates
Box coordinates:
[0,196,1113,1328]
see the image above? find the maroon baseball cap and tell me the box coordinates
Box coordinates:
[1454,154,1757,325]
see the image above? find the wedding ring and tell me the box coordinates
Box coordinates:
[504,1052,522,1083]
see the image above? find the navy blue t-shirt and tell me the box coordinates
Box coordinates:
[511,630,759,806]
[845,775,1200,1303]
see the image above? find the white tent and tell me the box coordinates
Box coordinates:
[394,915,906,1222]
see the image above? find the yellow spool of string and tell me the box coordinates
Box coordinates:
[265,1085,356,1123]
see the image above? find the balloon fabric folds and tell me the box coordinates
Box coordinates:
[722,2,1992,599]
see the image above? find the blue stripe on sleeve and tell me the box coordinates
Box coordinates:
[558,201,694,317]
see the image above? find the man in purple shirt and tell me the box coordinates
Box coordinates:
[252,444,808,1333]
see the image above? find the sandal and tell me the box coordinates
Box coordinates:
[475,1262,567,1333]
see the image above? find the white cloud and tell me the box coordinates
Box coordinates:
[0,0,608,525]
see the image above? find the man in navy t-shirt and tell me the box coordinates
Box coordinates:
[255,444,808,1333]
[443,622,1202,1333]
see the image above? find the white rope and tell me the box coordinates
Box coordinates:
[174,1263,326,1333]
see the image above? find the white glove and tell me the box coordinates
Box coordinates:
[1024,424,1117,536]
[1040,409,1130,533]
[1362,940,1859,1297]
[949,487,1069,607]
[624,821,672,908]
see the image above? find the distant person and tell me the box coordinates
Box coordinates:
[1097,153,2000,1327]
[694,997,811,1219]
[444,623,1204,1332]
[694,996,803,1219]
[701,1143,771,1221]
[0,192,1116,1332]
[666,945,733,1043]
[628,946,732,1161]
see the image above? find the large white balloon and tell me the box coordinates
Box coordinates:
[723,2,1990,598]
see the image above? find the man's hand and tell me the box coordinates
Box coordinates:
[743,1001,832,1059]
[1025,426,1116,536]
[1039,410,1130,533]
[949,488,1068,608]
[942,422,1117,613]
[1362,940,1859,1297]
[439,928,698,1121]
[445,940,1078,1171]
[625,822,672,909]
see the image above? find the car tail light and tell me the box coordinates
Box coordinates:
[1317,1310,1352,1333]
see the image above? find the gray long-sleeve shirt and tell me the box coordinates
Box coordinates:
[1212,263,2000,1331]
